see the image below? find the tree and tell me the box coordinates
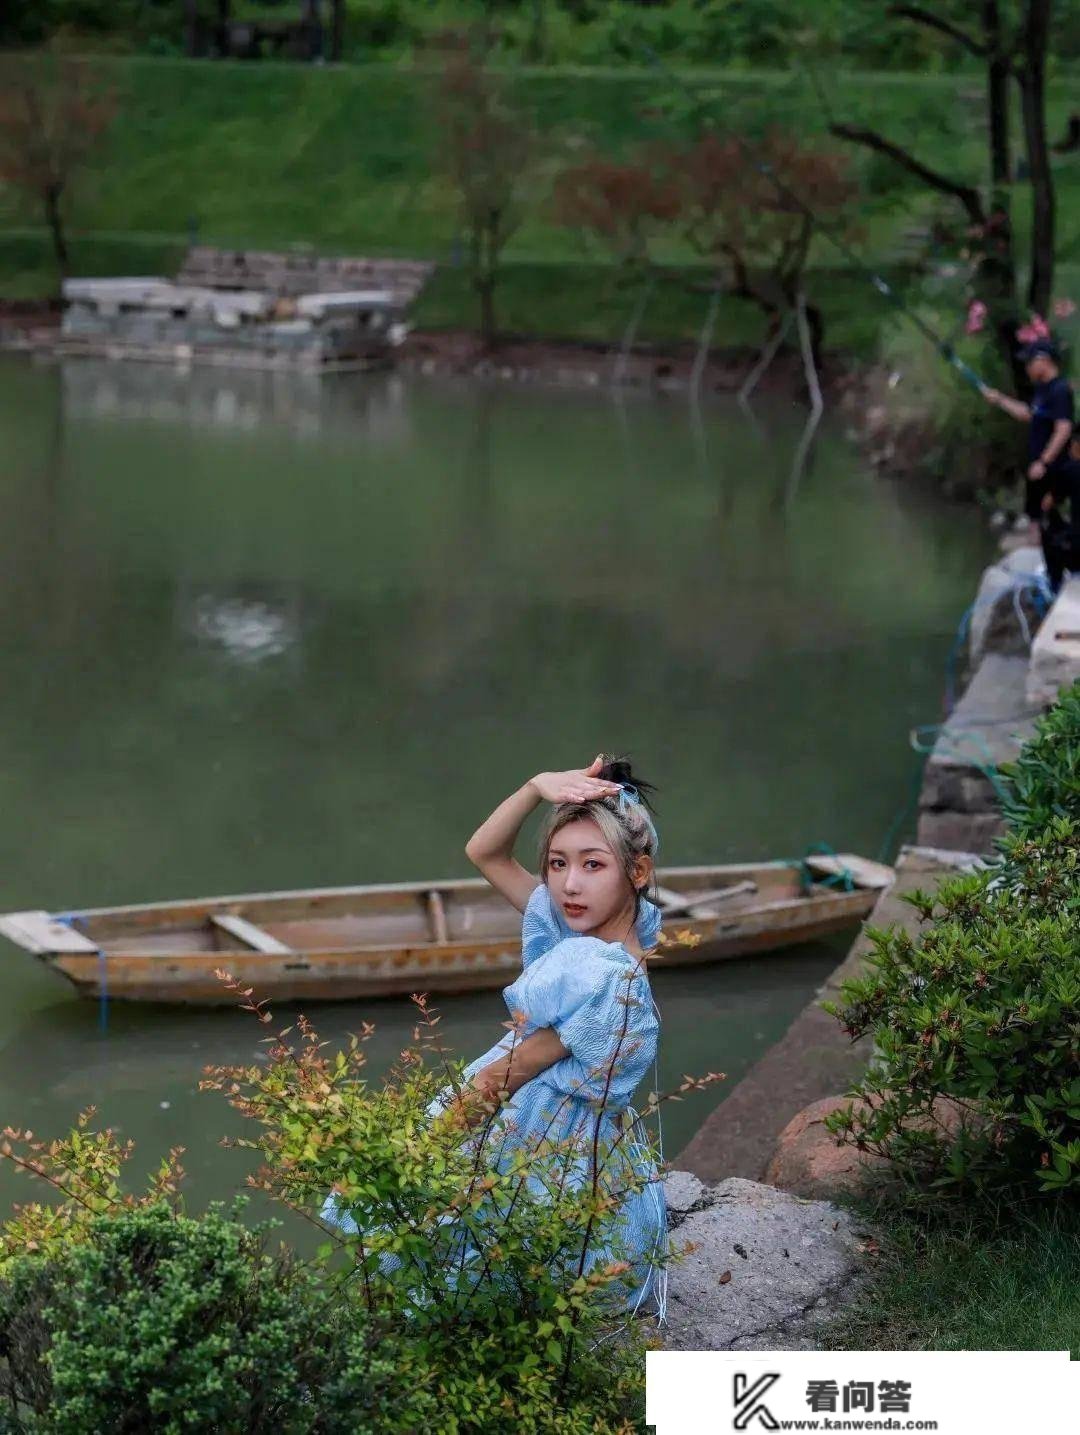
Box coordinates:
[0,44,115,282]
[668,130,855,367]
[827,2,1057,371]
[553,148,681,270]
[429,38,533,348]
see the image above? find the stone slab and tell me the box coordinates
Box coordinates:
[1027,575,1080,708]
[926,651,1039,776]
[673,847,979,1186]
[968,545,1045,667]
[916,652,1038,851]
[660,1176,878,1351]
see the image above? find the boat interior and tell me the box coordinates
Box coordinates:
[57,861,868,957]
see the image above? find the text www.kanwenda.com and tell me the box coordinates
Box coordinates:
[772,1421,939,1430]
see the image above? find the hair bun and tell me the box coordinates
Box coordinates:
[598,753,658,811]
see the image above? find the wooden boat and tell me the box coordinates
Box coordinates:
[0,855,893,1006]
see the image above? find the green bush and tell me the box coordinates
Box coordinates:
[200,989,679,1431]
[999,684,1080,836]
[0,975,706,1431]
[0,1202,434,1434]
[822,680,1080,1203]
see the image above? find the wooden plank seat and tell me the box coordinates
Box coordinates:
[211,913,293,954]
[654,881,758,920]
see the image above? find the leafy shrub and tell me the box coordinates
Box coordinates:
[823,681,1080,1202]
[0,1202,433,1434]
[199,983,715,1431]
[999,685,1080,836]
[0,970,717,1432]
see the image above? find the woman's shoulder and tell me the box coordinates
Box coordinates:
[506,932,652,1027]
[515,933,646,998]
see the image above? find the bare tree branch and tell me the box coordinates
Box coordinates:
[887,4,987,57]
[829,122,986,226]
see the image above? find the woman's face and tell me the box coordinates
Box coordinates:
[546,816,640,936]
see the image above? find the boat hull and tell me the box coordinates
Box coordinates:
[0,858,892,1006]
[43,890,876,1005]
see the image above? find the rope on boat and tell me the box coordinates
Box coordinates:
[787,842,856,893]
[56,911,109,1034]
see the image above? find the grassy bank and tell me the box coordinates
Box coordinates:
[823,1194,1080,1355]
[2,56,1078,354]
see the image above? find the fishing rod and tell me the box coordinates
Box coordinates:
[642,48,988,393]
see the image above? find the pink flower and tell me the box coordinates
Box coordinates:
[1053,297,1077,319]
[965,300,987,335]
[1016,313,1051,343]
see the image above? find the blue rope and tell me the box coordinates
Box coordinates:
[57,912,107,1034]
[942,570,1052,715]
[909,721,1016,808]
[786,841,856,893]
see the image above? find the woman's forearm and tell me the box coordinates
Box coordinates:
[464,779,541,866]
[441,1028,570,1131]
[473,1027,569,1098]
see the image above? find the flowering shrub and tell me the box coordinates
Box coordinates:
[0,971,720,1430]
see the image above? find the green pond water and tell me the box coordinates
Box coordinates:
[0,354,991,1208]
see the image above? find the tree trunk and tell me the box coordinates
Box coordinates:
[43,183,68,280]
[802,300,825,376]
[303,0,324,60]
[183,0,200,57]
[215,0,230,57]
[525,0,547,63]
[477,274,496,349]
[330,0,345,62]
[1017,0,1055,316]
[985,1,1011,192]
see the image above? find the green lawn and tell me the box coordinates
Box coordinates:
[2,56,1078,353]
[823,1192,1080,1354]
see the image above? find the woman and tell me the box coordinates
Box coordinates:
[327,753,669,1321]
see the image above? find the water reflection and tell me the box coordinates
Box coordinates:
[60,360,415,444]
[0,355,993,1174]
[177,584,302,666]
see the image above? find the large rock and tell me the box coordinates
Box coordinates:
[763,1093,991,1202]
[659,1174,877,1352]
[763,1096,889,1199]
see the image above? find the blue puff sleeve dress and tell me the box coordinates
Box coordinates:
[325,883,669,1322]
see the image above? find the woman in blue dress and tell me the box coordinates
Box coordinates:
[326,753,668,1324]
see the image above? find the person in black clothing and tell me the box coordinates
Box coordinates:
[1038,435,1080,592]
[982,337,1075,547]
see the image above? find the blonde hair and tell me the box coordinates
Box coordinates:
[537,757,659,920]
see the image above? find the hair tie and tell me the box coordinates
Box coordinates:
[616,784,660,855]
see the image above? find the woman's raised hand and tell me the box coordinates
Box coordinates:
[530,756,623,805]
